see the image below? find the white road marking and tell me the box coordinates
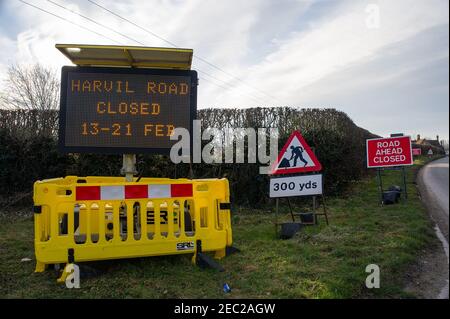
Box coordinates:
[435,225,449,299]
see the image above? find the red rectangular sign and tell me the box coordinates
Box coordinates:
[366,136,413,168]
[412,148,422,156]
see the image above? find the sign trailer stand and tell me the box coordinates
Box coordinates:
[47,44,237,275]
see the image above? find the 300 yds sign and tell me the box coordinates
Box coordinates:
[269,174,323,198]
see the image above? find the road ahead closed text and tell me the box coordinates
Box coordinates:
[366,136,413,168]
[59,67,197,153]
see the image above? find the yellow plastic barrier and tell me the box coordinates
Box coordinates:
[33,176,232,273]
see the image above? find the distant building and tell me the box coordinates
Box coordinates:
[411,134,445,154]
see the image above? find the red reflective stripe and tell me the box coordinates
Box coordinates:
[76,186,100,201]
[171,184,193,197]
[125,185,148,199]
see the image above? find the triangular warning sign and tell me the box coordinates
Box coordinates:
[270,131,322,175]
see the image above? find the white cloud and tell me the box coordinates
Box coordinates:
[0,34,16,82]
[217,0,448,105]
[0,0,448,138]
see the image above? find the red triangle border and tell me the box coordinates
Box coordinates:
[270,131,322,175]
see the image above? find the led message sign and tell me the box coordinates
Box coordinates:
[58,66,197,154]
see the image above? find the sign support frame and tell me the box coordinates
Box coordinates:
[376,166,408,206]
[402,166,408,200]
[121,154,137,182]
[56,45,198,183]
[377,168,383,205]
[271,143,329,239]
[367,135,412,205]
[273,191,329,238]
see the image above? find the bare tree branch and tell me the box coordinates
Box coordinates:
[0,63,59,137]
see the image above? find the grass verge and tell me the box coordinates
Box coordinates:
[0,156,441,298]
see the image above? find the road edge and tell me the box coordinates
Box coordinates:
[415,156,449,299]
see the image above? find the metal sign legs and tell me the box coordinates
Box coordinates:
[274,195,329,238]
[376,167,408,205]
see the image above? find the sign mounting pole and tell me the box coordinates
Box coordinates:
[402,166,408,200]
[121,154,137,182]
[275,198,279,237]
[377,168,383,205]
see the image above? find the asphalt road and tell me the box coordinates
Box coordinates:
[419,156,449,242]
[417,156,449,299]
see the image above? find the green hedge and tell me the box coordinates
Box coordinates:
[0,129,71,195]
[0,108,376,205]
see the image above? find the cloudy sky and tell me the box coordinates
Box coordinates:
[0,0,448,139]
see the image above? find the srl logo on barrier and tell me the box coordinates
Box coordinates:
[270,131,322,175]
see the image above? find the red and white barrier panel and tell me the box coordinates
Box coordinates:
[75,184,193,201]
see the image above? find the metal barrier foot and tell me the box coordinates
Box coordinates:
[35,261,46,273]
[194,240,224,271]
[214,248,226,259]
[56,263,72,284]
[196,252,225,272]
[225,246,240,256]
